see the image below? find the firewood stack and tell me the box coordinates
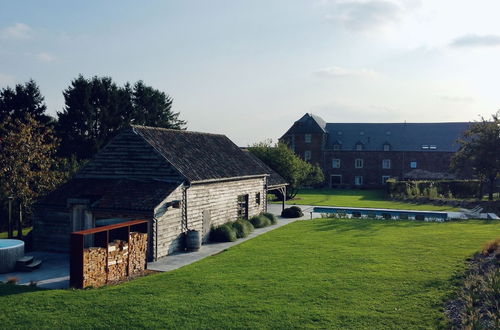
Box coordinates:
[128,232,148,274]
[82,247,107,288]
[107,239,129,282]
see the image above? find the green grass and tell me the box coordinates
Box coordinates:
[283,189,458,211]
[1,219,499,329]
[0,227,32,239]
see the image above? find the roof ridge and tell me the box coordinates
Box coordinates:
[131,125,228,137]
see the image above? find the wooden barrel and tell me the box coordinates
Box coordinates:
[185,230,201,251]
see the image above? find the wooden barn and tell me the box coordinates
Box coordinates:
[33,126,287,260]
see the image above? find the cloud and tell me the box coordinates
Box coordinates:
[314,66,379,78]
[450,34,500,48]
[439,95,475,103]
[326,0,401,31]
[1,23,32,39]
[36,52,56,62]
[0,73,16,86]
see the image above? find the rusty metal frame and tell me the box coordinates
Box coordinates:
[70,219,149,289]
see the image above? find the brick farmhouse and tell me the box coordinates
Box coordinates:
[280,113,470,188]
[33,126,286,260]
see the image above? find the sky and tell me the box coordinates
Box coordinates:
[1,0,499,146]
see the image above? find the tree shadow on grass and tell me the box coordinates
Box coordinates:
[0,283,41,297]
[311,218,433,235]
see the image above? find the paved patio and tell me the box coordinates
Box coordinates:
[0,251,69,289]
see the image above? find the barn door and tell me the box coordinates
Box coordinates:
[202,210,211,241]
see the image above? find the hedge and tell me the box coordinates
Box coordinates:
[249,215,272,228]
[232,219,254,238]
[281,206,303,218]
[387,179,482,199]
[210,223,237,242]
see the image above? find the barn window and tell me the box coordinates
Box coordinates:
[382,159,391,169]
[237,194,249,219]
[332,159,341,168]
[305,134,311,143]
[255,192,261,205]
[355,159,364,168]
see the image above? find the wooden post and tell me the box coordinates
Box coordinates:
[17,204,23,239]
[282,186,286,211]
[7,197,13,239]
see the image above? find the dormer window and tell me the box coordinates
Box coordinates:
[332,140,342,151]
[383,143,391,151]
[355,142,364,151]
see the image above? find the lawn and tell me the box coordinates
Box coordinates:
[1,219,499,329]
[0,227,32,239]
[283,189,458,211]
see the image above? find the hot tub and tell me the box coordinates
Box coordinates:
[0,239,24,273]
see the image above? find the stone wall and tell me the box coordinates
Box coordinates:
[33,207,71,252]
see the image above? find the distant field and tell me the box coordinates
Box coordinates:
[1,218,498,329]
[279,189,458,211]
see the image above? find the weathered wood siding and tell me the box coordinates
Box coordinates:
[33,207,71,252]
[186,177,266,242]
[153,185,184,259]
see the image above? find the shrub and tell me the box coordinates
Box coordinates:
[482,238,500,255]
[281,206,303,218]
[232,219,254,238]
[261,212,277,225]
[210,223,237,242]
[249,215,272,228]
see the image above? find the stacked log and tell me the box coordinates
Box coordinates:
[128,232,148,274]
[107,240,128,282]
[82,247,107,288]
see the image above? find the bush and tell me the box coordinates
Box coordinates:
[232,219,254,238]
[482,238,500,255]
[249,215,271,228]
[261,212,277,225]
[210,223,237,242]
[388,180,482,200]
[281,206,303,218]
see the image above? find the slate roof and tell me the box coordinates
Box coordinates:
[132,126,268,183]
[285,113,469,152]
[325,122,469,152]
[38,178,179,212]
[241,150,288,188]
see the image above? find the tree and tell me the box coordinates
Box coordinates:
[56,75,186,159]
[452,110,500,200]
[0,115,65,237]
[248,140,324,199]
[0,79,52,125]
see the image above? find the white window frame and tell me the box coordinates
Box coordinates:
[354,176,363,185]
[410,161,417,169]
[383,144,390,151]
[304,150,311,161]
[382,176,391,184]
[382,159,391,169]
[356,144,363,151]
[355,159,364,168]
[333,144,341,151]
[332,159,341,168]
[305,134,311,143]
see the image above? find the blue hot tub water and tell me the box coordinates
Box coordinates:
[0,239,25,249]
[312,206,448,221]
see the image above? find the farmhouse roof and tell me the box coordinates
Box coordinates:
[38,178,179,212]
[241,149,288,189]
[285,113,469,152]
